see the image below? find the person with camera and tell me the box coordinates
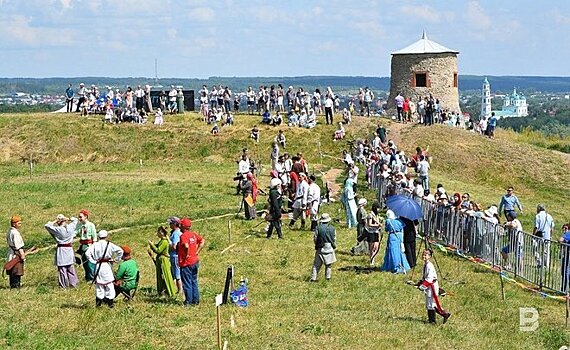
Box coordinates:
[44,214,79,288]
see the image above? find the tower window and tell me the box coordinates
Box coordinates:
[453,73,458,88]
[414,73,427,87]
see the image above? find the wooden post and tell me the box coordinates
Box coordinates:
[228,221,231,245]
[217,305,222,349]
[499,268,505,301]
[215,293,223,349]
[29,156,33,178]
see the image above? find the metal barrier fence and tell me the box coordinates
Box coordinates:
[369,171,569,295]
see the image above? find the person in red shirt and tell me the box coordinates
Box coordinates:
[177,218,204,305]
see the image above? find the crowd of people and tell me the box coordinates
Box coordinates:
[65,83,184,125]
[6,212,204,308]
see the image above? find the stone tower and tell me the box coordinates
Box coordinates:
[388,32,460,113]
[481,77,491,118]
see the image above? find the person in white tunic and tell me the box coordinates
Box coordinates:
[44,214,79,288]
[416,249,451,324]
[85,230,123,308]
[307,175,321,231]
[289,173,309,229]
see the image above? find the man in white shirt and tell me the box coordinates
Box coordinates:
[289,173,309,229]
[135,85,145,111]
[533,204,555,267]
[168,86,178,114]
[86,230,123,308]
[307,175,321,231]
[324,95,334,125]
[395,93,404,122]
[416,155,430,192]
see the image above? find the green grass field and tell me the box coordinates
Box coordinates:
[0,111,569,349]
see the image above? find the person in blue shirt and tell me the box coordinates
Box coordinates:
[487,112,498,139]
[262,109,271,124]
[167,216,182,294]
[498,186,523,218]
[65,83,74,113]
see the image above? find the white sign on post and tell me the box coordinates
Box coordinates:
[215,293,223,306]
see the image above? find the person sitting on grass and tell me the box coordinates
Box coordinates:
[274,130,286,148]
[262,109,271,124]
[270,111,283,126]
[114,245,139,299]
[250,125,260,143]
[154,108,164,125]
[287,111,299,126]
[333,122,345,140]
[304,109,317,129]
[225,113,234,126]
[211,123,219,136]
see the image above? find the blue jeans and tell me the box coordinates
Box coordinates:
[420,174,429,192]
[180,263,199,305]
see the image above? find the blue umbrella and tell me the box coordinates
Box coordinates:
[385,194,423,221]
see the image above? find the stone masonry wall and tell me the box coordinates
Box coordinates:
[387,53,460,114]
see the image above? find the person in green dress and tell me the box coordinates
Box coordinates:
[148,226,176,297]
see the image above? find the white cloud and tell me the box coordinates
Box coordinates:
[167,28,177,40]
[350,21,385,39]
[188,6,215,22]
[464,1,492,30]
[312,6,323,16]
[252,6,280,23]
[399,5,455,23]
[59,0,72,9]
[0,15,75,46]
[311,40,338,55]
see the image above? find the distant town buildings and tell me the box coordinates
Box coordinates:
[481,77,528,119]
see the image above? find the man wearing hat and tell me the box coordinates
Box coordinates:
[114,245,139,298]
[310,214,337,281]
[168,217,183,294]
[75,209,98,281]
[45,214,79,288]
[307,175,321,231]
[267,179,283,239]
[6,215,26,288]
[76,83,86,112]
[177,218,204,306]
[289,173,309,230]
[85,230,123,308]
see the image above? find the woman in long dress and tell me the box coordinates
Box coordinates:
[148,226,176,297]
[381,210,411,274]
[341,178,357,228]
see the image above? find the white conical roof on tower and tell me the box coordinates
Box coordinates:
[392,31,458,55]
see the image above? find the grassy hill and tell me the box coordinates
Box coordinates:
[0,112,569,349]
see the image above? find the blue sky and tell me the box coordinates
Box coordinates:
[0,0,568,78]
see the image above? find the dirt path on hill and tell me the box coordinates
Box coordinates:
[320,167,343,198]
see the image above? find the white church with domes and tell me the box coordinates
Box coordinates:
[481,77,528,119]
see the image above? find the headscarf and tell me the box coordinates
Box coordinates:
[452,192,462,208]
[79,209,90,218]
[247,173,258,202]
[10,215,21,224]
[270,170,278,179]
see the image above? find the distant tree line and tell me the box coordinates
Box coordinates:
[1,75,570,96]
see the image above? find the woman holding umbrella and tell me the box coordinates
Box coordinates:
[380,210,410,274]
